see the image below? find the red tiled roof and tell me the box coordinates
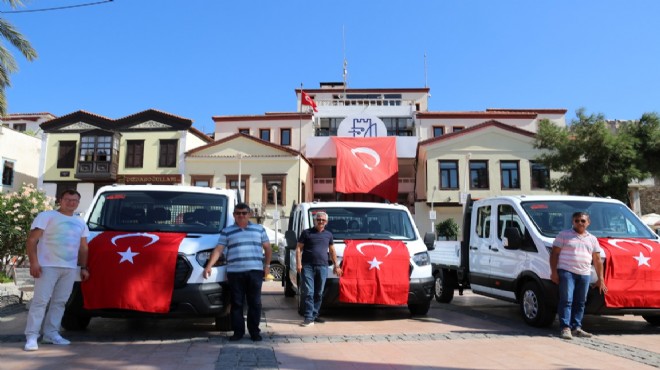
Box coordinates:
[417,111,538,119]
[418,120,535,147]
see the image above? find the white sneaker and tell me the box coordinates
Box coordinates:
[24,337,38,351]
[42,334,71,345]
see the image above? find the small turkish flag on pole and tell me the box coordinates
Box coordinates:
[301,91,318,112]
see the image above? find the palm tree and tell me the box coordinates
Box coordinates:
[0,0,37,115]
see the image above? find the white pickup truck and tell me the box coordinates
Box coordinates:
[430,194,660,327]
[280,201,436,315]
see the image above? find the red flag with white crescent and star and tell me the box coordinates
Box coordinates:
[339,239,410,305]
[301,91,318,112]
[597,238,660,308]
[332,137,398,202]
[82,231,186,313]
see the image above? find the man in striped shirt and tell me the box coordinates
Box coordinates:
[550,212,606,340]
[204,203,272,342]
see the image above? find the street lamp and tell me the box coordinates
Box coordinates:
[430,185,437,236]
[272,185,280,247]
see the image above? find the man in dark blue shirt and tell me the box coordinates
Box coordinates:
[296,211,341,326]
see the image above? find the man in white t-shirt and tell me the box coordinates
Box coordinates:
[23,190,90,351]
[550,211,607,340]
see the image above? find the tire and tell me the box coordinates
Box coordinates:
[284,267,296,297]
[269,263,284,281]
[408,299,431,316]
[434,269,456,303]
[642,315,660,326]
[519,281,556,327]
[214,312,232,331]
[61,312,91,331]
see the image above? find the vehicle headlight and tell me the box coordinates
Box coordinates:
[412,251,430,266]
[195,249,225,267]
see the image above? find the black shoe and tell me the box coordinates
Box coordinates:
[314,317,325,323]
[229,334,243,341]
[250,334,263,342]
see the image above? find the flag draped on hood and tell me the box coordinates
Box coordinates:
[82,231,186,313]
[597,238,660,308]
[332,137,398,202]
[339,239,410,305]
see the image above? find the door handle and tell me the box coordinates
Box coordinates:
[469,246,478,250]
[490,246,499,252]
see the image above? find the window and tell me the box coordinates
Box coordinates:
[125,140,144,168]
[2,159,14,186]
[530,161,550,189]
[191,175,213,188]
[57,141,77,169]
[476,205,491,238]
[259,129,271,142]
[469,160,489,189]
[439,160,459,189]
[317,118,343,136]
[239,128,249,135]
[79,135,112,163]
[280,128,291,146]
[227,175,249,202]
[13,123,26,132]
[501,161,520,189]
[383,117,414,136]
[432,126,444,137]
[159,139,178,168]
[263,175,285,205]
[452,126,464,133]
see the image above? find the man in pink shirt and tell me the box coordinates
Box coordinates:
[550,212,607,340]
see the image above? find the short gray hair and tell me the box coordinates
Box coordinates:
[314,211,328,220]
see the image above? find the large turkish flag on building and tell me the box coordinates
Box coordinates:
[332,137,398,203]
[339,239,410,305]
[82,232,186,313]
[597,238,660,308]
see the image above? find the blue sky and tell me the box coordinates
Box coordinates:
[4,0,660,133]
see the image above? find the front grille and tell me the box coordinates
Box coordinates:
[174,254,192,288]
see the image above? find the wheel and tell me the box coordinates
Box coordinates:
[519,281,556,327]
[434,269,456,303]
[214,313,232,331]
[408,299,431,316]
[269,263,284,281]
[284,267,296,297]
[61,312,91,331]
[642,315,660,326]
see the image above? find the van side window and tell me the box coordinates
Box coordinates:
[497,204,525,240]
[476,205,491,238]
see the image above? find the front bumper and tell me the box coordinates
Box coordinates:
[321,276,435,306]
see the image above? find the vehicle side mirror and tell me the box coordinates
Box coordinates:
[285,230,297,250]
[503,227,522,250]
[423,232,436,250]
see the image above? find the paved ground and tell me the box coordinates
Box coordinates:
[1,281,659,369]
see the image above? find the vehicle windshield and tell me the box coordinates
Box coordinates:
[521,200,656,239]
[308,207,417,241]
[87,190,229,234]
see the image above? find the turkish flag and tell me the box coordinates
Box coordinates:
[82,232,186,313]
[597,238,660,308]
[339,239,410,305]
[332,137,399,203]
[301,91,318,112]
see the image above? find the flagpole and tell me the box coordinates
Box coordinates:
[298,83,303,205]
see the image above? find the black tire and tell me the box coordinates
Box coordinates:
[284,267,296,297]
[61,312,91,331]
[519,281,556,327]
[270,263,284,281]
[408,299,431,316]
[214,313,232,331]
[642,315,660,326]
[434,269,456,303]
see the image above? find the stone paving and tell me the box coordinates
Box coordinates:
[1,282,659,369]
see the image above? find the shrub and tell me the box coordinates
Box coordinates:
[436,218,460,240]
[0,183,55,270]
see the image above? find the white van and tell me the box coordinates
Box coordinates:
[280,201,435,315]
[62,185,237,331]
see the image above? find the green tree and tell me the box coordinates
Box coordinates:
[534,108,658,203]
[0,183,54,270]
[619,112,660,175]
[0,0,37,115]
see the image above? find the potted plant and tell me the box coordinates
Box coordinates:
[436,218,460,241]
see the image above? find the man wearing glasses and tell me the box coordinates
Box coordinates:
[203,203,272,341]
[550,212,606,340]
[296,211,341,327]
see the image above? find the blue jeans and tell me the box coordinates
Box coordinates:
[557,269,590,330]
[301,264,328,321]
[227,270,263,337]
